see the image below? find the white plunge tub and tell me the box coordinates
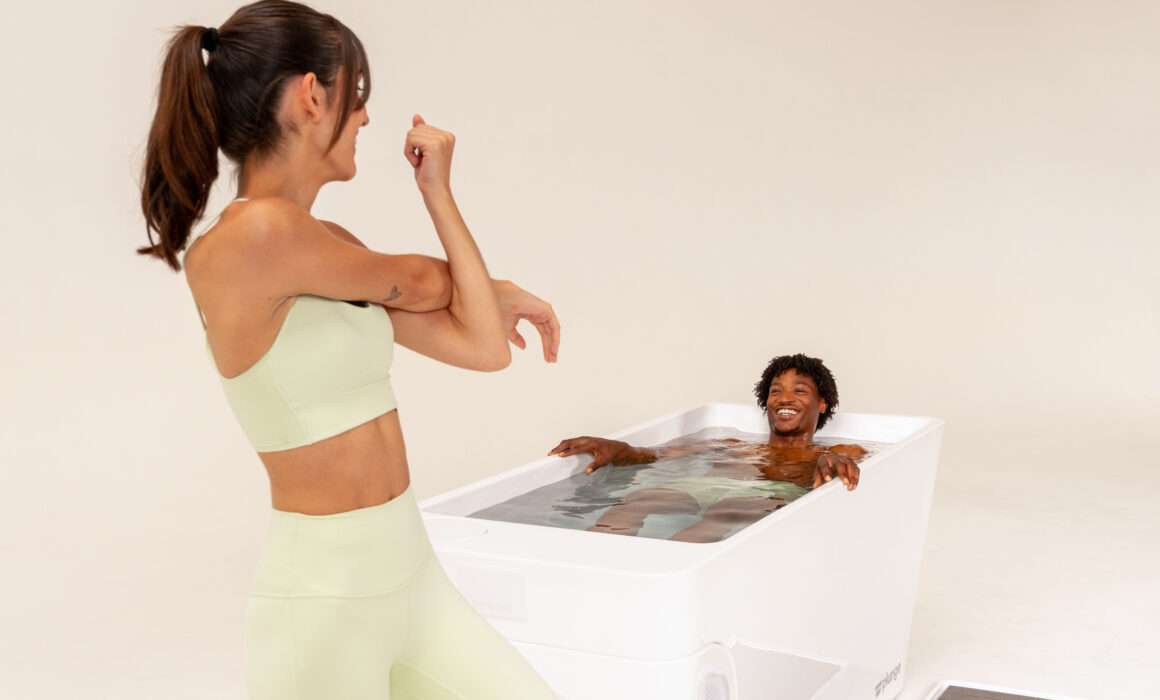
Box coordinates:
[420,404,943,700]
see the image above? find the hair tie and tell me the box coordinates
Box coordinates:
[201,27,220,53]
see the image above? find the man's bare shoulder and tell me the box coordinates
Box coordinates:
[827,443,868,459]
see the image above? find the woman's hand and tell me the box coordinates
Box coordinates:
[814,452,860,490]
[549,437,656,474]
[404,114,454,195]
[494,280,560,363]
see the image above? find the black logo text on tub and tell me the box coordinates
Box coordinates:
[874,663,901,697]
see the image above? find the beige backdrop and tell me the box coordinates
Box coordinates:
[2,1,1157,698]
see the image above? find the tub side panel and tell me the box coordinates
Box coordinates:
[697,425,942,700]
[434,552,704,661]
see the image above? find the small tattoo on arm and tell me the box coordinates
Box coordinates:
[383,286,401,303]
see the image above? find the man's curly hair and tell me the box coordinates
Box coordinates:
[753,353,839,430]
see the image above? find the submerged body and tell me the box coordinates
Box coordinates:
[585,437,866,542]
[476,429,876,542]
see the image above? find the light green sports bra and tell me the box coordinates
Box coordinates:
[185,200,397,452]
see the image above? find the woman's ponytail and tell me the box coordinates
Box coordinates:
[139,26,220,271]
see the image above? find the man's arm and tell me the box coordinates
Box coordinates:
[549,437,658,474]
[549,438,715,474]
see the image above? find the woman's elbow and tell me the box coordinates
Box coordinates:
[478,345,512,372]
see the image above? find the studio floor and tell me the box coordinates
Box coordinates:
[895,434,1160,700]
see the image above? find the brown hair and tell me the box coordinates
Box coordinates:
[139,0,371,270]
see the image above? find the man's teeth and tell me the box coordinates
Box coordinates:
[776,408,798,416]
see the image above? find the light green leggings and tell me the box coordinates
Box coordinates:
[244,486,557,699]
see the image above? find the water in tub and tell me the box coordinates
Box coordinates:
[469,427,879,542]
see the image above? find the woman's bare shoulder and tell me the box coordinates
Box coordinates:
[215,197,315,248]
[187,197,322,275]
[185,198,312,303]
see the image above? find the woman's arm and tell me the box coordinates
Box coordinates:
[223,117,506,366]
[387,280,560,369]
[402,115,508,368]
[321,222,561,367]
[204,197,452,309]
[320,221,452,312]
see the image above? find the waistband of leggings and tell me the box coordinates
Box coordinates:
[252,485,433,598]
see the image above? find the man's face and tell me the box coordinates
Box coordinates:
[765,369,828,436]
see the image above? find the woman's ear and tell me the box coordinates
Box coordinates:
[288,72,324,124]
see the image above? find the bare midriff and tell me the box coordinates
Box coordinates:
[258,410,411,515]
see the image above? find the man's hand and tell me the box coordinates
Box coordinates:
[814,451,860,490]
[549,437,654,474]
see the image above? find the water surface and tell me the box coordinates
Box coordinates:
[469,428,879,542]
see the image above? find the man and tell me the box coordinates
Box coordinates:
[548,354,865,542]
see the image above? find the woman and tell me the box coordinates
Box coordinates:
[138,2,558,698]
